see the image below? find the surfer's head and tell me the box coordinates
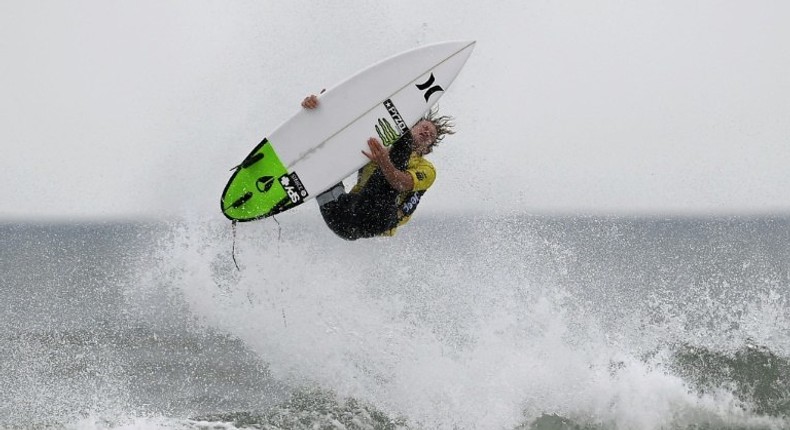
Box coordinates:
[415,107,455,154]
[411,120,438,155]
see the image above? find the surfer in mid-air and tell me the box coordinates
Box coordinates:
[301,94,455,240]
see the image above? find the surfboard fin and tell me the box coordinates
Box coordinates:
[241,152,265,168]
[230,152,265,171]
[230,192,253,209]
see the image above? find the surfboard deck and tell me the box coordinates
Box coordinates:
[221,40,476,222]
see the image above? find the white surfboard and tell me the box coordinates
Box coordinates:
[221,40,476,221]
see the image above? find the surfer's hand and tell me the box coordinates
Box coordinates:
[302,95,319,109]
[362,138,389,166]
[363,137,414,192]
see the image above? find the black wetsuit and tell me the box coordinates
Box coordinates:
[319,133,414,240]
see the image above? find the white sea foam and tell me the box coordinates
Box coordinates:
[151,215,790,429]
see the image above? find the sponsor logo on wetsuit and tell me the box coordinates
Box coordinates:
[400,191,426,217]
[383,99,409,134]
[279,172,308,204]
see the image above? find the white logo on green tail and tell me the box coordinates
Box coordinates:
[279,172,308,204]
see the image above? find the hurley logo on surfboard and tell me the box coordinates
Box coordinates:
[416,72,444,102]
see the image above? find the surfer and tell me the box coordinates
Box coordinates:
[301,94,455,240]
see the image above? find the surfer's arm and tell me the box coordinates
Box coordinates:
[362,138,414,192]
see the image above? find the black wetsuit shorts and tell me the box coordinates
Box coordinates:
[319,133,413,240]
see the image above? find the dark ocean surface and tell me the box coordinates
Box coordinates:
[1,215,788,429]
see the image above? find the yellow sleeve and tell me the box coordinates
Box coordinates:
[407,157,436,192]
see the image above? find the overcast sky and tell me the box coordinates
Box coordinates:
[2,1,790,220]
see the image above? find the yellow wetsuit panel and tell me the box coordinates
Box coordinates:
[387,154,436,235]
[350,153,435,236]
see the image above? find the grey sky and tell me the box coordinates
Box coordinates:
[2,1,789,220]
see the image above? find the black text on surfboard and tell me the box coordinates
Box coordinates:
[416,73,444,102]
[279,172,308,204]
[383,99,408,134]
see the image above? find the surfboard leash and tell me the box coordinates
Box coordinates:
[272,215,282,242]
[229,214,285,270]
[231,220,240,271]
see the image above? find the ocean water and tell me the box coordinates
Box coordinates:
[1,215,789,429]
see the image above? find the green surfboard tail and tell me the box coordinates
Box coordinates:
[221,139,308,222]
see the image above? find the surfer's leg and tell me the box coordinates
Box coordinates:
[319,193,366,240]
[355,197,399,235]
[317,182,365,240]
[316,182,346,207]
[319,191,397,240]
